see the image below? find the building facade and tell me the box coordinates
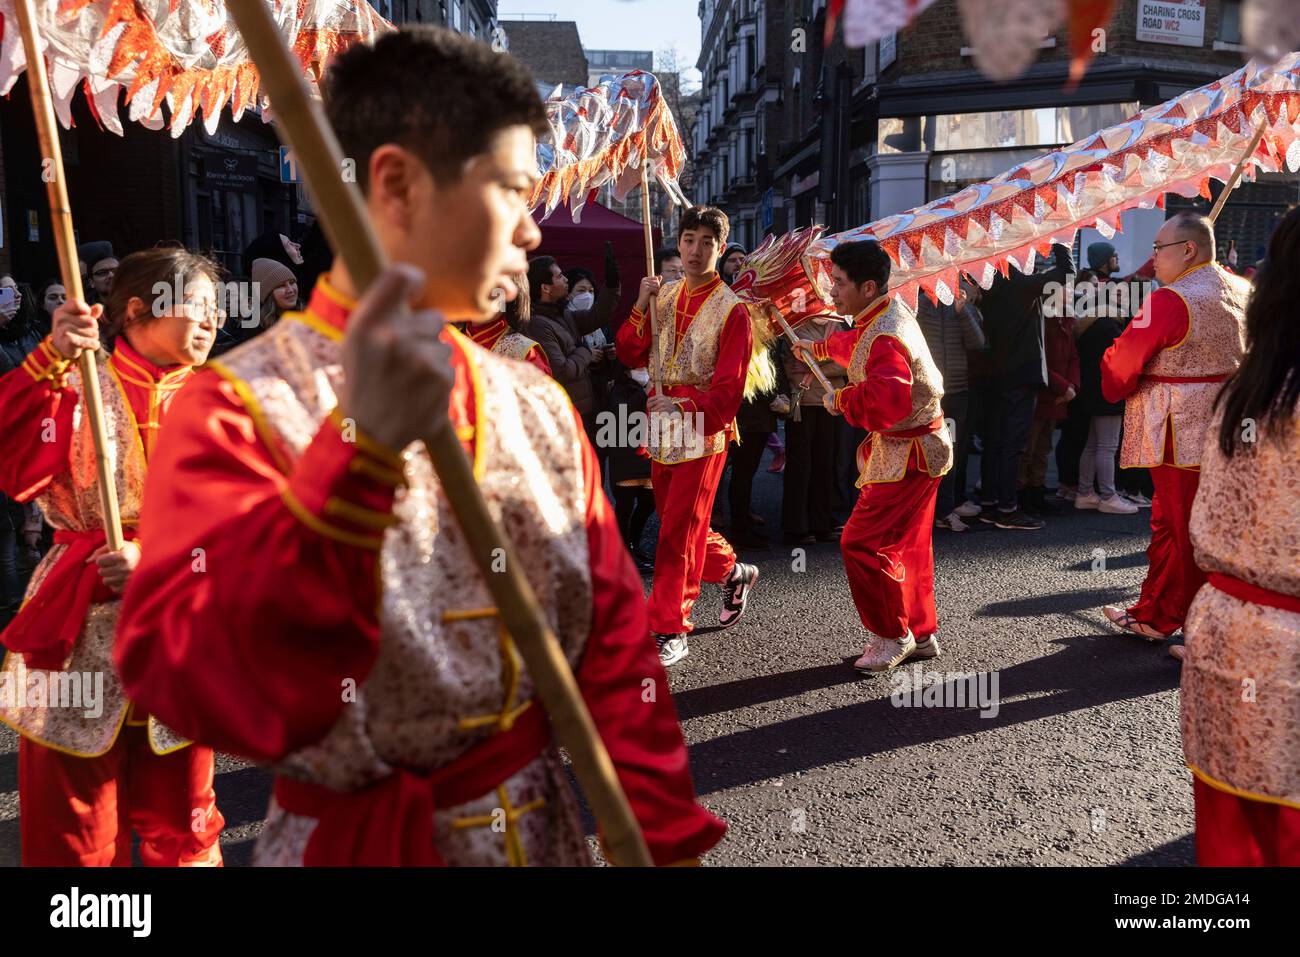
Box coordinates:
[692,0,786,251]
[692,0,1295,274]
[0,1,500,281]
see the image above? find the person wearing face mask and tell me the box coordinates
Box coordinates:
[780,313,848,546]
[0,247,226,866]
[527,252,620,447]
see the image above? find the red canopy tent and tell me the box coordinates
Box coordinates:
[532,200,662,327]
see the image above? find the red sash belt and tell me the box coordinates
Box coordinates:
[274,701,552,866]
[885,415,945,439]
[1141,374,1229,384]
[1,527,137,671]
[1207,573,1300,615]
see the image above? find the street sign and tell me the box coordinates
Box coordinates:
[1136,0,1206,48]
[761,188,774,230]
[280,146,301,184]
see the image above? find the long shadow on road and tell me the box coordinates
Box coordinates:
[685,632,1181,796]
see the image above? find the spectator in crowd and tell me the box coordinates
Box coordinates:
[726,344,789,550]
[606,362,656,569]
[1018,280,1079,515]
[527,253,619,445]
[720,242,746,285]
[655,246,684,282]
[254,257,301,328]
[1073,298,1137,514]
[918,279,987,531]
[78,241,118,305]
[0,275,41,376]
[0,273,47,616]
[1055,263,1102,503]
[780,314,847,545]
[36,280,65,340]
[975,243,1073,530]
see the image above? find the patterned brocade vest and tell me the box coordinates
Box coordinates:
[1182,407,1300,807]
[1120,263,1249,468]
[848,299,953,486]
[213,316,597,867]
[648,278,740,465]
[493,331,541,364]
[0,359,190,757]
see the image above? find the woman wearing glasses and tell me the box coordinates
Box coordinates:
[0,246,225,866]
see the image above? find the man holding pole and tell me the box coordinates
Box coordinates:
[115,27,723,867]
[793,240,953,674]
[1099,212,1250,642]
[615,205,767,668]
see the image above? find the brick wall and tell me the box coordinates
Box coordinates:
[900,0,1245,80]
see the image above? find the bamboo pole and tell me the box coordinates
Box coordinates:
[224,0,652,867]
[772,308,835,394]
[1209,120,1267,223]
[639,164,661,393]
[14,0,124,551]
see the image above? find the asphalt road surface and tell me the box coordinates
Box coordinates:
[0,441,1193,866]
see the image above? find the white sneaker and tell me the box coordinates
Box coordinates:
[911,634,941,660]
[655,633,689,667]
[1074,492,1100,510]
[1127,492,1152,508]
[954,500,982,518]
[853,634,916,673]
[935,512,968,532]
[1056,485,1077,502]
[1098,494,1138,515]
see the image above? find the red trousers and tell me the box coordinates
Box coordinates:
[648,452,737,634]
[1128,435,1205,634]
[842,454,941,641]
[19,723,224,866]
[1194,776,1300,866]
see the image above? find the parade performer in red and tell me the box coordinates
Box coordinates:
[1100,213,1248,641]
[794,241,952,674]
[114,28,723,867]
[458,269,551,373]
[0,247,224,866]
[1180,205,1300,865]
[615,205,773,668]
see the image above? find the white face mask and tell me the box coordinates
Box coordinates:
[630,368,650,387]
[569,291,595,312]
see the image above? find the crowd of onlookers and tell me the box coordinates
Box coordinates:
[510,232,1266,567]
[0,225,1266,612]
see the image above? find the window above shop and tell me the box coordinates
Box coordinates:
[879,103,1141,154]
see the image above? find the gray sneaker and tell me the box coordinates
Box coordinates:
[655,633,689,667]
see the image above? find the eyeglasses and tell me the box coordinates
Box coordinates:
[92,266,117,279]
[175,302,228,328]
[1152,240,1192,253]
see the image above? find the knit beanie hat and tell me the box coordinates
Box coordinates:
[1087,241,1117,271]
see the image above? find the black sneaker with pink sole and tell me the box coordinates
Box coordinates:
[719,562,759,629]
